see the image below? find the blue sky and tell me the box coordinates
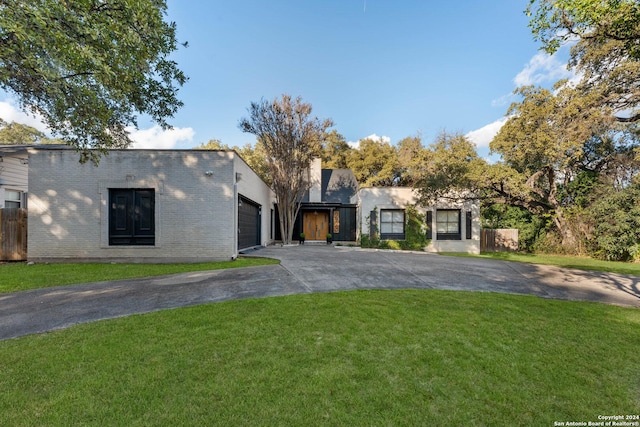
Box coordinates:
[0,0,574,158]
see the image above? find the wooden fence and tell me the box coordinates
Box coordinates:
[481,228,518,253]
[0,208,28,261]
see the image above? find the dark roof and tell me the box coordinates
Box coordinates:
[0,144,33,154]
[321,169,359,203]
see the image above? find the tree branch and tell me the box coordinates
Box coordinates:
[616,113,640,123]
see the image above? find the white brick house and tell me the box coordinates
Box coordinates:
[2,146,481,261]
[26,146,275,262]
[353,187,481,254]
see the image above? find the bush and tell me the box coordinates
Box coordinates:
[586,185,640,261]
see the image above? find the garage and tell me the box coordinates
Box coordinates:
[238,195,261,250]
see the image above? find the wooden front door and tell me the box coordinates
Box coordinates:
[303,211,329,240]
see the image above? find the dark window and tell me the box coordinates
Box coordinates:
[109,189,155,246]
[380,209,405,240]
[436,209,461,240]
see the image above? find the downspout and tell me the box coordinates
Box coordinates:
[232,172,242,260]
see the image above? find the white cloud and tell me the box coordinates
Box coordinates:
[347,133,391,149]
[465,117,509,148]
[492,45,582,113]
[364,133,391,144]
[128,125,195,149]
[514,51,575,87]
[491,93,515,108]
[0,100,49,132]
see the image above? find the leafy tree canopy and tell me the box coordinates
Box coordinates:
[0,0,187,161]
[396,135,428,187]
[194,139,228,150]
[347,137,400,187]
[0,119,66,145]
[321,130,351,169]
[417,131,487,203]
[527,0,640,123]
[0,119,43,145]
[527,0,640,57]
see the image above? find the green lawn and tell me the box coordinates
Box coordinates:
[0,290,638,426]
[445,251,640,276]
[0,257,279,294]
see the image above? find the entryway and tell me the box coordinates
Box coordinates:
[303,211,329,241]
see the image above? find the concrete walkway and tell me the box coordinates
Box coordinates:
[1,245,639,340]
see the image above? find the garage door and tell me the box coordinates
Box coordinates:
[238,195,261,250]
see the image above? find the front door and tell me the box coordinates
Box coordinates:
[303,211,329,240]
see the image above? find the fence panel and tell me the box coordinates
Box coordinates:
[0,208,28,261]
[481,228,518,252]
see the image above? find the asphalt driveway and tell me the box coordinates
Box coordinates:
[1,245,639,340]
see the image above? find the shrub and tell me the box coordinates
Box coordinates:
[586,184,640,261]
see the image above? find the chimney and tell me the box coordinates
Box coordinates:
[308,157,322,203]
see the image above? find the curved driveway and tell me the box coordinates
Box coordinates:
[1,245,639,340]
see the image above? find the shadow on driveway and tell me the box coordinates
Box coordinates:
[1,245,638,341]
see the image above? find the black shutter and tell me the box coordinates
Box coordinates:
[426,211,433,240]
[369,210,377,238]
[466,211,472,240]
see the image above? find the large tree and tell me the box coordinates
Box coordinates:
[486,84,613,245]
[0,0,187,161]
[321,130,351,169]
[417,131,487,203]
[396,135,428,186]
[527,0,640,123]
[239,94,333,245]
[0,119,43,144]
[0,119,66,144]
[347,137,400,187]
[416,85,638,248]
[490,83,640,247]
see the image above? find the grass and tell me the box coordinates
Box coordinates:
[0,289,638,426]
[0,257,279,294]
[443,251,640,276]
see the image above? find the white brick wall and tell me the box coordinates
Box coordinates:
[27,148,274,262]
[234,152,276,247]
[353,187,481,254]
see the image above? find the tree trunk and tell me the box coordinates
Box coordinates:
[553,209,576,248]
[277,192,302,245]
